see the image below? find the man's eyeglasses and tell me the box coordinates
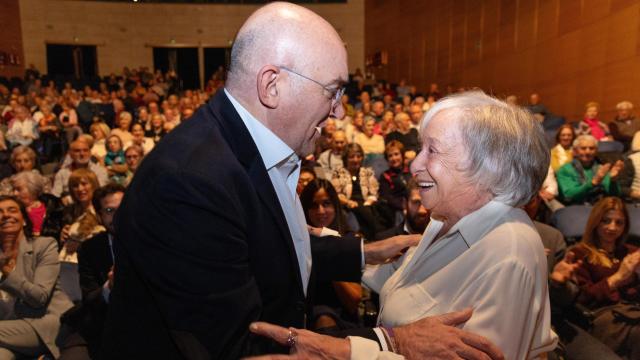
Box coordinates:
[279,66,345,105]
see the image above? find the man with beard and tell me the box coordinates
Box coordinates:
[376,179,430,239]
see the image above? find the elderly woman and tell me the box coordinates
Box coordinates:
[570,197,638,358]
[610,101,640,150]
[0,195,73,358]
[557,135,623,205]
[110,111,133,145]
[551,124,576,172]
[355,117,385,159]
[576,102,612,141]
[0,146,52,197]
[12,171,57,237]
[89,122,111,164]
[248,92,555,359]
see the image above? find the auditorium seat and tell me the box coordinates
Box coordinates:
[551,205,592,244]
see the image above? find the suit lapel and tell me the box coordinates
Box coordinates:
[206,91,304,295]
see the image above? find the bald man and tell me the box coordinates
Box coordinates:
[102,3,501,360]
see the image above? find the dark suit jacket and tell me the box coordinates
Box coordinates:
[101,91,367,359]
[76,232,112,351]
[375,223,408,241]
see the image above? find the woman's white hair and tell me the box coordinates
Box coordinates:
[419,91,550,207]
[11,171,46,199]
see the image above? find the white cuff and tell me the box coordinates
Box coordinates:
[102,280,111,303]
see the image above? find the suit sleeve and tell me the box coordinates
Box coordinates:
[310,234,362,283]
[117,170,262,358]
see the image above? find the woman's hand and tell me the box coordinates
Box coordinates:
[65,238,81,255]
[608,251,640,289]
[60,225,71,243]
[1,246,18,276]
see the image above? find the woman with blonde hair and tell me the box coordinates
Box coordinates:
[571,197,639,358]
[59,168,104,263]
[576,101,612,141]
[89,122,111,163]
[551,124,576,172]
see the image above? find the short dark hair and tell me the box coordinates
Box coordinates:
[92,183,126,213]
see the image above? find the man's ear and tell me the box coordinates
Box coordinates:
[257,65,280,109]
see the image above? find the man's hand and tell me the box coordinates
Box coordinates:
[364,234,421,265]
[242,322,350,360]
[592,163,611,186]
[394,308,504,360]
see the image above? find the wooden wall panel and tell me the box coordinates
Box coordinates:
[365,0,640,121]
[0,0,25,78]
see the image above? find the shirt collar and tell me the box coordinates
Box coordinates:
[224,89,296,170]
[438,200,512,248]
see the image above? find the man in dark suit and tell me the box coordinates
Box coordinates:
[60,183,125,359]
[376,179,430,240]
[102,3,502,360]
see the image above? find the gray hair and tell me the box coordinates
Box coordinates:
[10,145,36,168]
[419,91,550,207]
[573,134,597,148]
[11,171,46,198]
[616,101,634,111]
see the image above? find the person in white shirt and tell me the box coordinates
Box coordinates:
[251,91,556,360]
[5,106,38,147]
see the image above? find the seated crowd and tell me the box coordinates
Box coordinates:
[0,66,638,359]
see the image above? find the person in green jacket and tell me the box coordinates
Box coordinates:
[557,134,624,205]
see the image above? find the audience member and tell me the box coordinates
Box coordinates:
[60,184,125,359]
[59,169,104,263]
[375,178,429,239]
[52,139,109,203]
[385,112,420,156]
[0,195,73,359]
[551,124,576,172]
[110,111,133,145]
[355,117,385,159]
[571,197,639,358]
[89,122,111,164]
[576,102,612,141]
[609,101,640,151]
[408,103,423,129]
[5,106,38,147]
[145,113,166,144]
[378,141,412,213]
[557,135,623,205]
[317,130,346,179]
[300,179,361,326]
[59,100,83,146]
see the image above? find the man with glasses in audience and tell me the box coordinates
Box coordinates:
[60,184,125,359]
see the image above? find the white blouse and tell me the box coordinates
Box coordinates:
[351,201,557,360]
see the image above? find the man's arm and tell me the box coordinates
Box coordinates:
[245,309,503,360]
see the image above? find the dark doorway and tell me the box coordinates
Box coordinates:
[46,44,97,78]
[204,47,230,82]
[153,47,199,90]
